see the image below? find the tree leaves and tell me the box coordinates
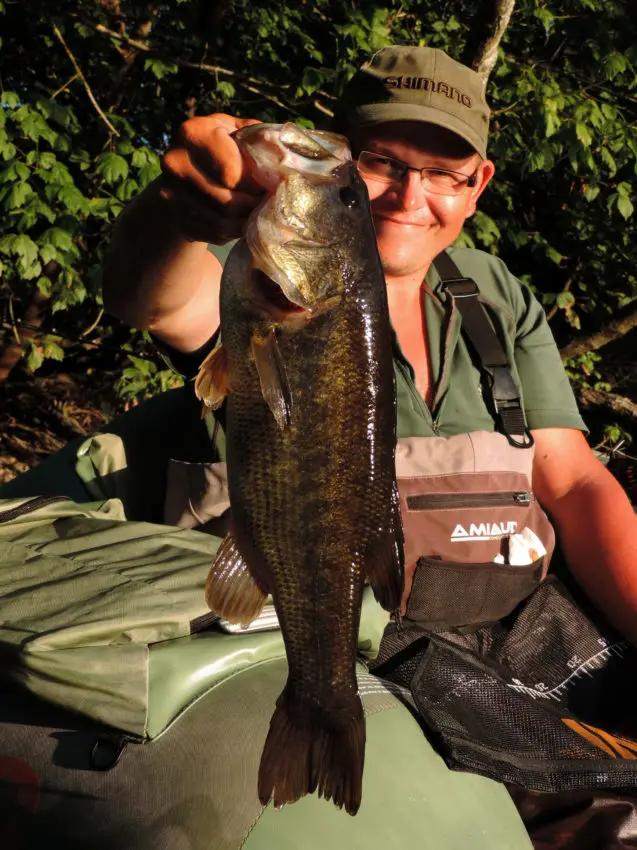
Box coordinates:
[1,0,636,395]
[94,152,129,184]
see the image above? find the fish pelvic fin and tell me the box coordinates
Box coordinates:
[365,481,405,612]
[194,344,230,416]
[258,684,365,816]
[251,327,292,429]
[205,530,268,627]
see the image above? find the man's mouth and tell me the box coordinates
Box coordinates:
[373,214,433,228]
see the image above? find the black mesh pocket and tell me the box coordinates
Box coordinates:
[406,556,544,630]
[410,577,637,793]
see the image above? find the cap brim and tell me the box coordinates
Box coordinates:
[347,103,487,159]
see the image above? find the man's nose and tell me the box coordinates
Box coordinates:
[395,170,429,211]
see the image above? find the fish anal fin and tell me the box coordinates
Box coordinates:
[195,345,230,416]
[364,481,405,613]
[251,328,292,430]
[205,530,268,627]
[258,684,365,816]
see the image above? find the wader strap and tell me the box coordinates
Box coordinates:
[433,252,533,449]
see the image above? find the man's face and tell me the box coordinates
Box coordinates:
[349,121,495,278]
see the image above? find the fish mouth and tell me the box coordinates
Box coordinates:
[256,270,307,314]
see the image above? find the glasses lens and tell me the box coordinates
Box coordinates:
[421,169,468,196]
[358,152,403,183]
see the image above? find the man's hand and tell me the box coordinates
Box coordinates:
[160,114,264,244]
[104,113,265,351]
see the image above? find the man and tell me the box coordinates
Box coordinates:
[103,45,637,644]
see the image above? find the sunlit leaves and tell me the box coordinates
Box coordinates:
[94,152,129,184]
[144,58,179,79]
[1,0,636,394]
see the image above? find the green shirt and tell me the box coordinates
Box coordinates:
[166,243,585,444]
[394,246,587,438]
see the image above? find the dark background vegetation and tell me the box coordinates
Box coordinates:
[0,0,636,486]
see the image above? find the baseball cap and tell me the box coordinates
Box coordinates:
[334,45,491,158]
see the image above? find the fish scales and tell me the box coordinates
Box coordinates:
[197,123,404,816]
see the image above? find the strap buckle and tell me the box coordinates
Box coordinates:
[441,278,480,298]
[485,366,534,449]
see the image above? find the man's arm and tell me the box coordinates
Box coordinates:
[532,426,637,644]
[102,114,262,353]
[103,177,224,352]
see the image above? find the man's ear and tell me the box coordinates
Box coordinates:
[465,159,495,217]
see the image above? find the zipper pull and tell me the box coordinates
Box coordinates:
[514,492,532,506]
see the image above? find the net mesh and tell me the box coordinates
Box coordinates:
[375,577,637,792]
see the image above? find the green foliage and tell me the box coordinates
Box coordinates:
[1,0,636,404]
[603,422,632,446]
[115,354,183,403]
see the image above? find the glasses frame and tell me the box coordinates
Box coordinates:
[356,150,479,195]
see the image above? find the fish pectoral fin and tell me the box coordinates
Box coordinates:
[194,345,230,415]
[205,529,269,627]
[251,328,292,430]
[364,481,405,613]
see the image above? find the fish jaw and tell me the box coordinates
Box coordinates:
[235,124,359,310]
[235,122,351,187]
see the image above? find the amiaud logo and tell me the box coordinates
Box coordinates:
[451,520,518,542]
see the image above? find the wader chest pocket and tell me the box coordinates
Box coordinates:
[405,555,545,632]
[406,491,533,511]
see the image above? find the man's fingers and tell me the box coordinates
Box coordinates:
[169,115,263,193]
[160,113,265,242]
[161,149,260,218]
[159,176,245,243]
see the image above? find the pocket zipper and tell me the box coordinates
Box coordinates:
[406,491,533,511]
[0,495,71,524]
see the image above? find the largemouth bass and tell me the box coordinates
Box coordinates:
[195,123,404,816]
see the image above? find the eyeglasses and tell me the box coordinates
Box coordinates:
[356,150,478,196]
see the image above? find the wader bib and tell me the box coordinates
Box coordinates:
[393,251,554,634]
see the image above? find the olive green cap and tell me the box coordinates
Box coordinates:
[334,46,491,158]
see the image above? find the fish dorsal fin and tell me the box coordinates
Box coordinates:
[194,344,230,415]
[205,529,269,627]
[251,328,292,430]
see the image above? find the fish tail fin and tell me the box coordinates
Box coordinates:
[258,684,365,816]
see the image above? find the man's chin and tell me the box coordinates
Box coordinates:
[379,253,429,278]
[377,238,439,277]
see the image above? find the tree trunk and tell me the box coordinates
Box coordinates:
[462,0,516,84]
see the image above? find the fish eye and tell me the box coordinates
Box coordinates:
[339,186,359,208]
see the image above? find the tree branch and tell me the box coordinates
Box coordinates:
[559,302,637,360]
[462,0,516,84]
[53,25,120,137]
[94,23,327,117]
[52,72,80,99]
[576,385,637,420]
[105,6,162,110]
